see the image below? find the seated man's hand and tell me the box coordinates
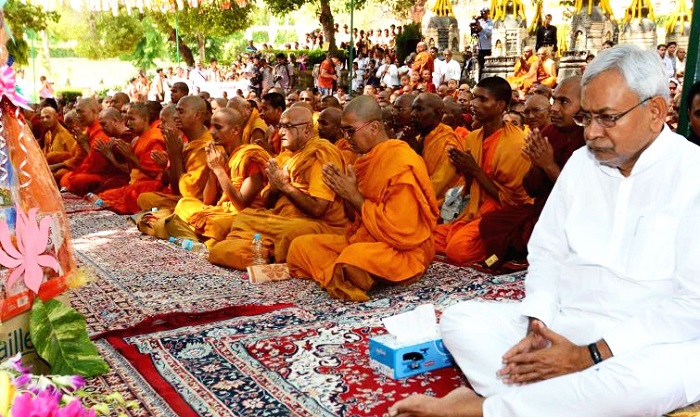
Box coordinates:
[266,158,291,192]
[523,128,555,170]
[322,163,361,205]
[151,150,169,168]
[205,142,226,172]
[95,138,114,156]
[449,147,479,176]
[498,320,591,385]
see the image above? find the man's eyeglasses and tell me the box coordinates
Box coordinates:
[277,122,310,130]
[341,120,376,137]
[573,97,652,128]
[299,97,314,102]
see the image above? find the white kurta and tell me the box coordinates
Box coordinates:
[441,126,700,416]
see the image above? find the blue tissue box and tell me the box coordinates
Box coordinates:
[369,334,454,379]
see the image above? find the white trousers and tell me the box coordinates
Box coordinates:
[440,301,700,417]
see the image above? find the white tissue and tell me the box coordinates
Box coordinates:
[381,304,440,344]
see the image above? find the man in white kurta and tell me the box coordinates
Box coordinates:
[389,45,700,417]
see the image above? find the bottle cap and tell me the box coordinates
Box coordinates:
[168,237,177,243]
[254,233,262,240]
[183,239,194,250]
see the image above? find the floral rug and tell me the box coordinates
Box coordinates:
[101,270,525,417]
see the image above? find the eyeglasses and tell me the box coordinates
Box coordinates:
[341,120,376,137]
[523,107,548,116]
[299,97,314,102]
[573,97,652,128]
[277,122,310,130]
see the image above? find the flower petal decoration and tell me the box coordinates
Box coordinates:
[0,206,60,294]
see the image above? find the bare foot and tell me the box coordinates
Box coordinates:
[388,387,484,417]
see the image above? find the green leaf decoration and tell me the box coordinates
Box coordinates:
[29,298,110,377]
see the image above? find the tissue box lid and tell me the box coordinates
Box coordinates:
[369,335,454,379]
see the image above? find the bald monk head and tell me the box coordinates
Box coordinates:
[550,75,582,129]
[111,92,130,112]
[411,93,445,137]
[299,89,317,110]
[318,107,343,143]
[320,95,341,110]
[392,93,415,128]
[125,103,152,136]
[523,94,551,131]
[416,42,427,53]
[64,110,80,132]
[175,95,208,139]
[211,108,244,150]
[279,107,314,152]
[160,104,177,131]
[226,96,252,122]
[442,99,464,130]
[75,97,101,127]
[98,107,127,137]
[290,101,314,113]
[342,95,386,154]
[40,107,60,132]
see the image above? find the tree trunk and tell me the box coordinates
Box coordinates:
[197,33,205,62]
[168,28,195,67]
[319,0,336,53]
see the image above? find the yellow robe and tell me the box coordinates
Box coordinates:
[287,139,439,302]
[335,138,357,166]
[137,130,214,211]
[241,108,268,145]
[43,124,78,182]
[421,122,464,207]
[434,123,532,264]
[208,137,347,270]
[507,55,539,91]
[173,144,270,241]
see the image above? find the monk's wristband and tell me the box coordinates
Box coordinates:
[588,343,603,364]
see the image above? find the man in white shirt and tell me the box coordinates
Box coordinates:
[189,60,207,91]
[663,41,678,79]
[442,49,461,85]
[389,45,700,417]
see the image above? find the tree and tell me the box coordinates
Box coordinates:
[4,0,59,66]
[148,1,255,67]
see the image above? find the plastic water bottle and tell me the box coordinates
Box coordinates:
[168,236,208,255]
[85,192,104,207]
[251,233,267,265]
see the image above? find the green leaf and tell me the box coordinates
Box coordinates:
[29,299,110,377]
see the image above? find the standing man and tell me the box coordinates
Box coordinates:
[442,49,462,85]
[273,53,295,94]
[412,42,434,76]
[535,14,558,52]
[664,41,678,79]
[317,53,339,97]
[475,7,494,78]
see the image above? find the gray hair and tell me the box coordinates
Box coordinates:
[582,44,669,102]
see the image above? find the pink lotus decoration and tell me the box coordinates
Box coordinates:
[0,206,60,294]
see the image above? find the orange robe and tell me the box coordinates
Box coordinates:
[421,122,464,207]
[242,108,268,145]
[59,121,128,195]
[268,127,282,156]
[434,123,532,264]
[454,126,470,141]
[43,124,78,183]
[507,55,539,91]
[209,137,347,270]
[335,137,357,165]
[287,139,439,302]
[98,122,166,214]
[173,144,270,241]
[412,51,434,75]
[537,59,557,87]
[136,130,214,211]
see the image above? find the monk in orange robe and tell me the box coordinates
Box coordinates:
[410,93,464,207]
[435,77,532,264]
[288,96,439,301]
[260,92,286,155]
[40,107,77,184]
[137,96,214,212]
[172,108,270,242]
[98,103,166,214]
[318,107,356,165]
[507,46,539,92]
[412,42,434,75]
[59,98,129,195]
[443,99,470,141]
[209,107,347,270]
[227,96,267,146]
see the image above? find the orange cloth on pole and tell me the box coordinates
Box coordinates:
[59,121,128,195]
[98,123,166,214]
[421,122,464,207]
[173,144,270,241]
[435,123,532,264]
[287,139,439,301]
[241,108,268,145]
[208,137,347,270]
[136,130,214,211]
[335,137,357,165]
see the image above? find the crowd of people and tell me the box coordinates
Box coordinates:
[30,36,700,415]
